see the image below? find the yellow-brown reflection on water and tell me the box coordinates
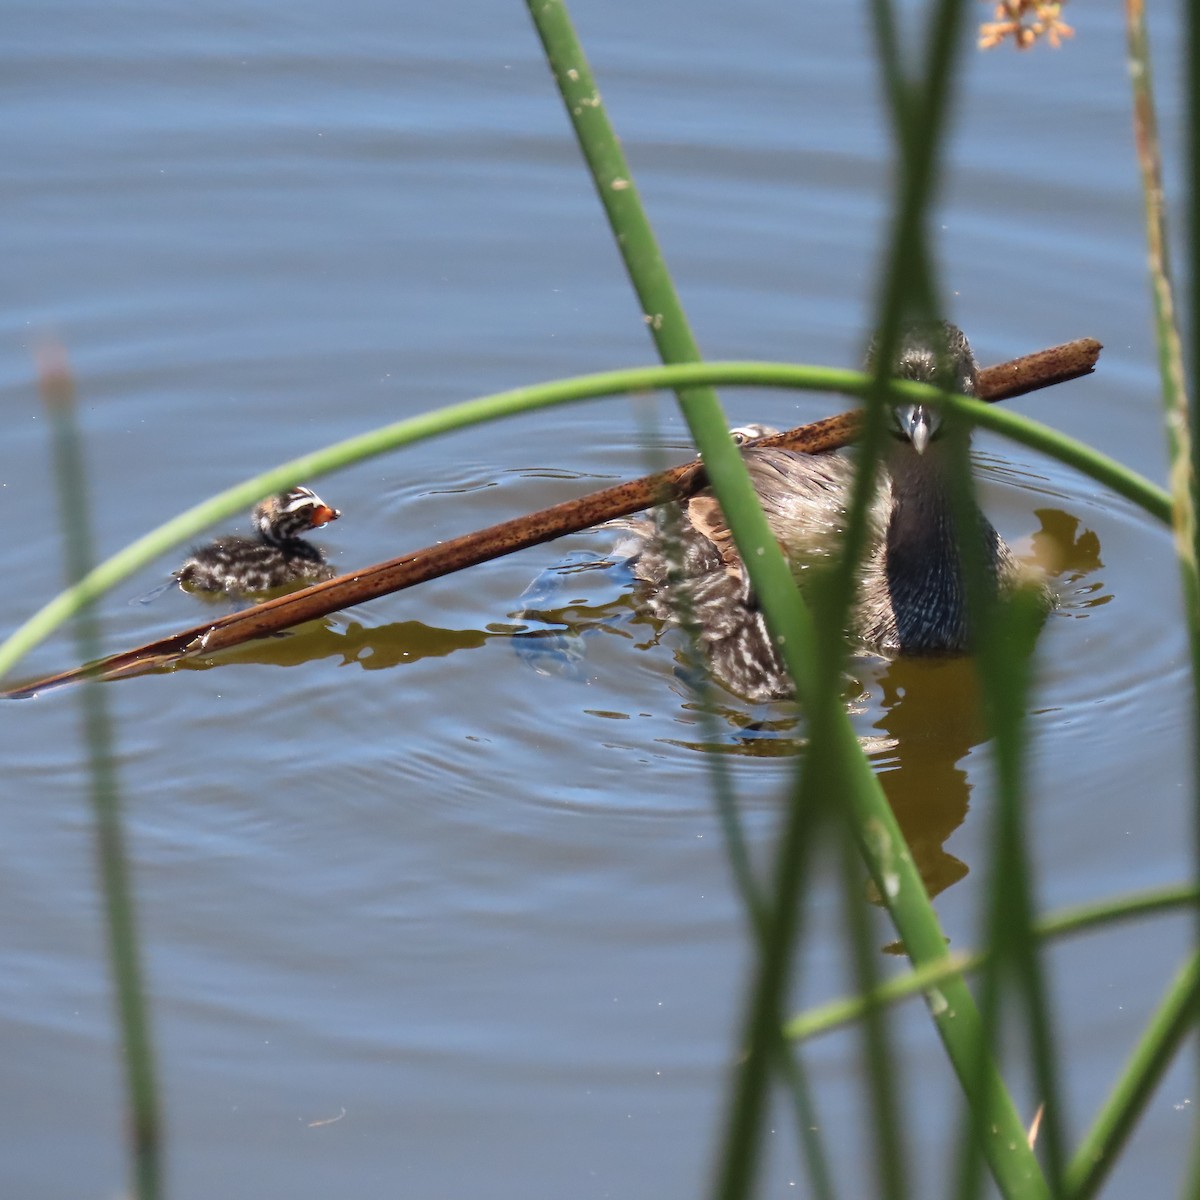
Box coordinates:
[867,655,984,900]
[172,617,495,674]
[655,500,1111,900]
[1028,507,1105,595]
[666,656,985,898]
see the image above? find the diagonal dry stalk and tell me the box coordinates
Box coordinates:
[4,337,1100,697]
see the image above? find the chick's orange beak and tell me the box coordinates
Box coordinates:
[309,505,340,528]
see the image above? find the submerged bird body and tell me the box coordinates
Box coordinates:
[631,323,1039,700]
[176,486,341,595]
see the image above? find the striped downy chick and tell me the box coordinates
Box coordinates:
[176,486,341,596]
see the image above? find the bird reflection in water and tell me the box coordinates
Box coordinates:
[652,500,1106,902]
[867,655,983,899]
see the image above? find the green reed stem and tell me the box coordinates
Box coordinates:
[1182,1130,1200,1199]
[0,364,1165,687]
[1189,0,1200,1166]
[525,0,704,374]
[868,0,910,145]
[1064,951,1200,1200]
[524,2,811,659]
[924,380,1066,1197]
[523,7,842,1194]
[837,825,908,1200]
[851,0,1055,1191]
[1127,0,1198,621]
[844,0,967,646]
[631,417,839,1200]
[828,0,979,1191]
[670,593,839,1200]
[1123,4,1200,1183]
[1187,0,1200,665]
[784,884,1200,1042]
[672,592,841,1200]
[40,355,163,1200]
[962,584,1068,1198]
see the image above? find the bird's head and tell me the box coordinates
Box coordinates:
[866,321,978,455]
[253,486,341,544]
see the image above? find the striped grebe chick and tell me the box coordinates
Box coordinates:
[176,486,341,595]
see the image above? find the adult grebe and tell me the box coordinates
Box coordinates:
[630,322,1046,700]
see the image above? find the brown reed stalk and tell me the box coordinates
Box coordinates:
[3,338,1099,698]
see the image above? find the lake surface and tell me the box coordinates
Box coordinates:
[2,3,1194,1197]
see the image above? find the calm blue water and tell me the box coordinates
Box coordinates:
[2,3,1194,1197]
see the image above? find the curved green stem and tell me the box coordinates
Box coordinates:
[784,884,1199,1042]
[0,362,1165,685]
[1065,951,1200,1200]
